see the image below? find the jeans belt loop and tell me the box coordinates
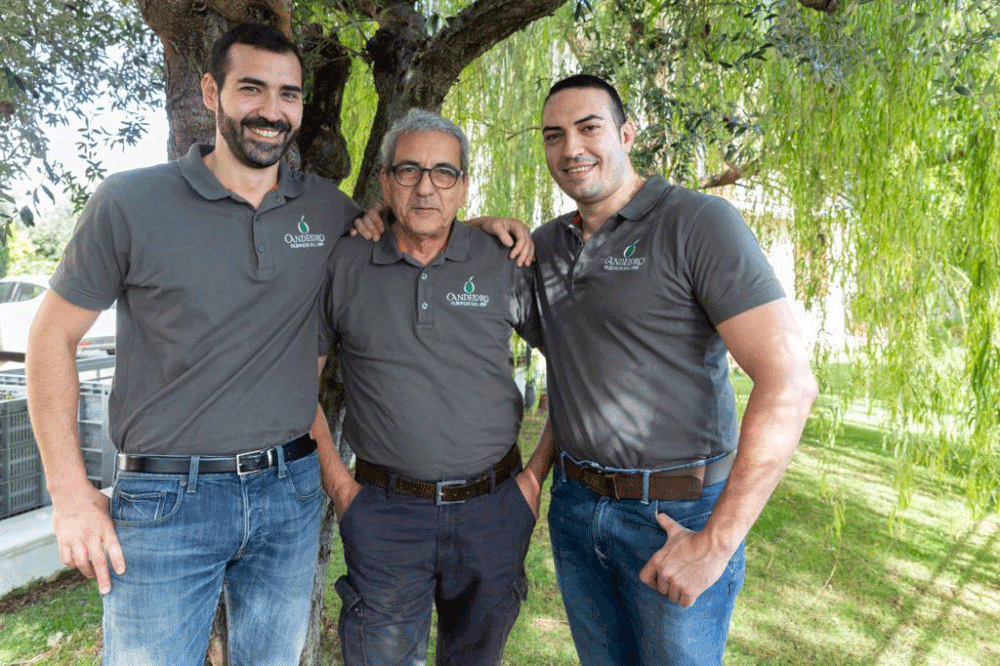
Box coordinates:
[387,473,397,498]
[276,444,288,479]
[559,450,567,481]
[187,456,200,494]
[641,470,651,505]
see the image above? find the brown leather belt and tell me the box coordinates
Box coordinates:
[354,444,521,504]
[562,453,734,501]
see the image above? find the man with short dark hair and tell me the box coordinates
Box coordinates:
[26,23,358,665]
[316,108,546,666]
[530,73,819,665]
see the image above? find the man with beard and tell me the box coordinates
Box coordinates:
[26,24,357,665]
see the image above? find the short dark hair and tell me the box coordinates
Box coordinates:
[209,23,304,89]
[544,74,627,128]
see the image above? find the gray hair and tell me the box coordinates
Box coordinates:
[379,108,470,173]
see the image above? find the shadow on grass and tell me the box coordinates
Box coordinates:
[729,419,1000,665]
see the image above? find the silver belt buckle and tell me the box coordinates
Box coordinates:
[236,447,273,475]
[435,478,467,505]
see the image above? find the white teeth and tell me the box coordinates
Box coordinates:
[251,128,280,138]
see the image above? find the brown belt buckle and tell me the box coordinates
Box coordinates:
[579,468,605,497]
[608,473,632,500]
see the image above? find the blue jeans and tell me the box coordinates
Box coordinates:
[335,472,536,666]
[548,463,746,666]
[101,448,323,666]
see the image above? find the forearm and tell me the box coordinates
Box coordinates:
[310,403,355,487]
[523,412,556,484]
[703,376,817,554]
[26,332,90,497]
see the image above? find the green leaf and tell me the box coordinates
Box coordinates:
[19,206,34,227]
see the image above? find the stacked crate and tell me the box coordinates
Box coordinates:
[0,384,47,519]
[0,375,114,519]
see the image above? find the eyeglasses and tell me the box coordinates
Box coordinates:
[387,164,464,189]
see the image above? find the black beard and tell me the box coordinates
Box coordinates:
[217,104,297,169]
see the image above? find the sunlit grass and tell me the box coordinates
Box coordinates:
[2,375,998,665]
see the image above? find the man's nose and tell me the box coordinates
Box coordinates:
[562,130,585,159]
[257,92,282,121]
[414,169,436,195]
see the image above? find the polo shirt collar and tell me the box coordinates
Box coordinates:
[561,174,672,232]
[372,219,471,265]
[179,143,306,202]
[618,175,670,221]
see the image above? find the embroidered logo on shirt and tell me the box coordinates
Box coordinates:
[447,276,490,307]
[603,239,646,271]
[284,215,326,249]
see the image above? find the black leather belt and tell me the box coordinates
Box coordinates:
[354,444,521,504]
[563,452,734,501]
[116,434,317,475]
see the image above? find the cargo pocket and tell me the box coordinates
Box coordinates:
[335,576,366,663]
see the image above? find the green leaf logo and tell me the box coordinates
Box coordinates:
[464,276,475,294]
[624,240,639,258]
[298,217,309,234]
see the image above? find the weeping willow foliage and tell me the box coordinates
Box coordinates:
[442,5,574,224]
[556,0,999,515]
[300,0,998,514]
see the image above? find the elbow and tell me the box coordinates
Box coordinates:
[796,367,820,411]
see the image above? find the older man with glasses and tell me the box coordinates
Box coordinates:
[313,108,549,666]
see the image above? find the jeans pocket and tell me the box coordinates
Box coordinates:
[111,478,183,526]
[285,452,321,501]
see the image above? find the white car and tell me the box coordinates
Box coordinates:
[0,275,116,356]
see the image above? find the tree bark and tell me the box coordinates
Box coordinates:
[352,0,570,207]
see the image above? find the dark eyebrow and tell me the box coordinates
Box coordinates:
[235,77,303,94]
[542,114,605,134]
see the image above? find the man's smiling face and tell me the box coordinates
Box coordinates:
[541,86,635,208]
[211,43,303,169]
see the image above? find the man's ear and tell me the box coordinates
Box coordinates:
[201,73,219,113]
[620,118,637,152]
[378,168,390,200]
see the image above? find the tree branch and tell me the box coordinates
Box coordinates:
[796,0,841,14]
[699,162,757,189]
[413,0,568,105]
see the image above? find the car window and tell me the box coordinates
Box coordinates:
[0,282,17,303]
[16,283,47,301]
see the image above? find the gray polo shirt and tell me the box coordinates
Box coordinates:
[52,144,361,455]
[319,221,539,480]
[531,175,784,469]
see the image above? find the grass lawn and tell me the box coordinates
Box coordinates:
[2,376,997,665]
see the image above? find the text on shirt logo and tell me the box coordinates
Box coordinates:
[447,275,490,307]
[285,215,326,249]
[603,239,646,271]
